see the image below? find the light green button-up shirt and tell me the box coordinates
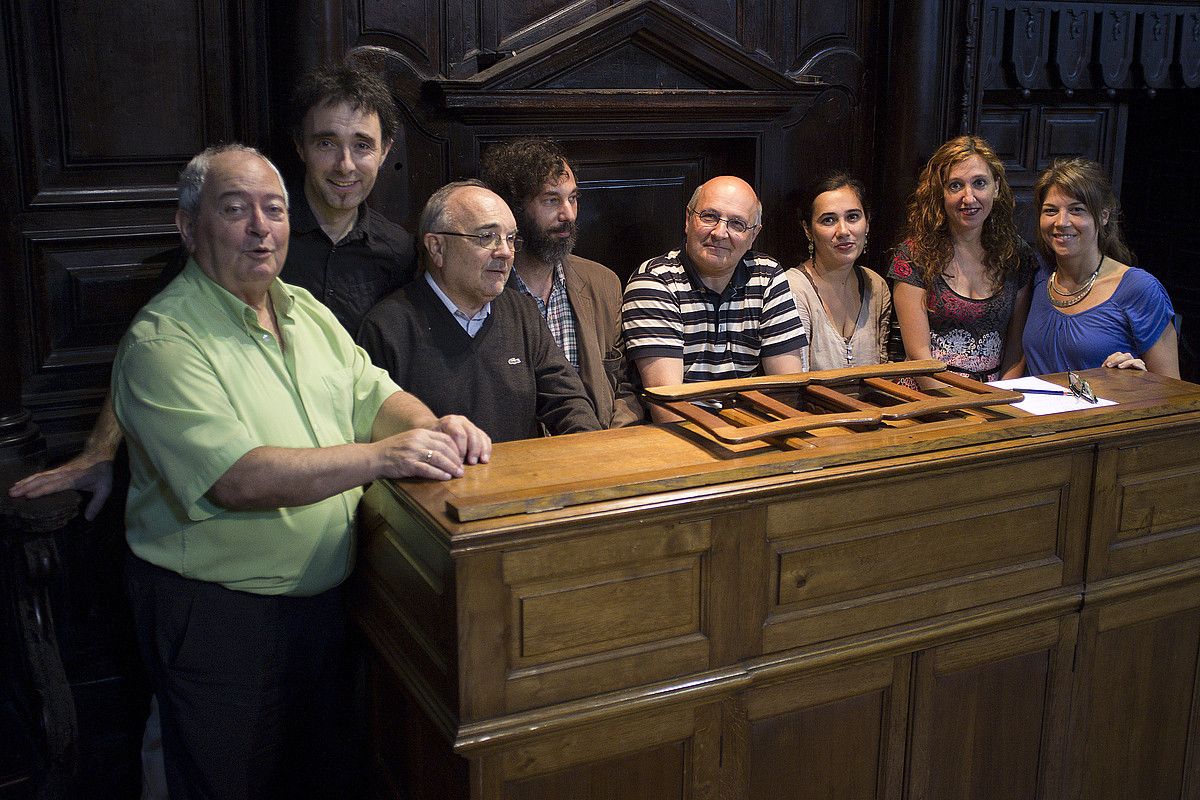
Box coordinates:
[112,260,401,596]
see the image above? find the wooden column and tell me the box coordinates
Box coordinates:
[878,0,960,257]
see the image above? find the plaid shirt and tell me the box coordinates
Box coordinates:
[512,263,579,370]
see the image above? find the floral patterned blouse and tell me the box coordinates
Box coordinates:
[887,239,1035,381]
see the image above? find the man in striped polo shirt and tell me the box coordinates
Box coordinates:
[621,176,807,421]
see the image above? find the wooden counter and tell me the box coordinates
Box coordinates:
[351,368,1200,799]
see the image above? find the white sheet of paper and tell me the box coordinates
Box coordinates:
[988,376,1116,415]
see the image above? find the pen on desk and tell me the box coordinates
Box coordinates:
[1016,388,1074,396]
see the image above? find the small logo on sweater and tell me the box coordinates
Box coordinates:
[508,357,522,365]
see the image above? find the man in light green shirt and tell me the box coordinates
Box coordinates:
[112,143,490,799]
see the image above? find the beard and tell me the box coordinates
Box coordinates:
[519,210,578,264]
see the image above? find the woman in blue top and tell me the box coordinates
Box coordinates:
[1023,158,1178,378]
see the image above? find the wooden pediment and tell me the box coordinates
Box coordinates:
[429,0,819,122]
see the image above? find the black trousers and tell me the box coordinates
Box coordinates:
[125,554,353,800]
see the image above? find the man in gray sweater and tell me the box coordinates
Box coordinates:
[358,181,601,443]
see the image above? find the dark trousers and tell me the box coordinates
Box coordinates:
[125,554,352,800]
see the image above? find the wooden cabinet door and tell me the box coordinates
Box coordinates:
[737,656,910,800]
[1067,578,1200,800]
[472,700,724,800]
[1088,427,1200,582]
[907,616,1077,800]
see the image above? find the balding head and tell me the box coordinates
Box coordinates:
[175,145,290,304]
[684,176,762,289]
[420,181,518,318]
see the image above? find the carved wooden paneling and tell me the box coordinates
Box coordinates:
[462,517,718,713]
[980,1,1007,90]
[1011,4,1051,89]
[761,451,1091,653]
[743,656,909,800]
[351,0,872,267]
[907,617,1075,799]
[982,2,1200,93]
[358,0,443,76]
[1087,426,1200,582]
[24,233,179,372]
[980,106,1034,177]
[1070,581,1200,800]
[1098,8,1136,88]
[428,3,816,281]
[1180,9,1200,88]
[490,0,609,62]
[1037,106,1112,167]
[1051,5,1093,89]
[792,0,864,93]
[0,0,267,452]
[9,0,254,207]
[475,701,723,800]
[1138,8,1176,88]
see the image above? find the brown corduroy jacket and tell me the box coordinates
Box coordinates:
[560,254,645,427]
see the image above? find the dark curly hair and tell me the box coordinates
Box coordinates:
[290,62,400,145]
[1033,157,1134,265]
[480,139,572,210]
[903,135,1021,292]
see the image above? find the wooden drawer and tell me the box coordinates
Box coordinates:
[762,450,1091,651]
[1088,425,1200,581]
[458,517,721,716]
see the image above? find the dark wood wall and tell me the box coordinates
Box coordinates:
[0,0,270,458]
[1,0,1198,795]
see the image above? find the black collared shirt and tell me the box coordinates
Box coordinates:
[283,189,417,335]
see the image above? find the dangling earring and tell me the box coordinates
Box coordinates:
[807,240,814,262]
[861,232,868,260]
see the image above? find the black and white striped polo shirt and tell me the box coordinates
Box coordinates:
[621,248,807,383]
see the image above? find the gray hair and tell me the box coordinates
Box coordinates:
[177,144,289,217]
[687,181,763,227]
[418,179,489,264]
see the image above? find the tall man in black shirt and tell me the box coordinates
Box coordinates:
[285,63,416,334]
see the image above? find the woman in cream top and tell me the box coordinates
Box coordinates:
[786,172,891,371]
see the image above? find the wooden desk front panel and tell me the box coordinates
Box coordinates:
[1068,576,1200,800]
[356,372,1200,799]
[1089,422,1200,581]
[762,450,1092,652]
[473,699,724,800]
[457,512,744,718]
[356,487,460,717]
[738,614,1076,800]
[906,615,1076,800]
[741,655,911,800]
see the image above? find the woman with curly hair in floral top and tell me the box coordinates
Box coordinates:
[889,135,1036,383]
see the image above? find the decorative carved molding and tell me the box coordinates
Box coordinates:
[1098,8,1136,88]
[1012,4,1050,89]
[428,0,822,124]
[975,2,1199,93]
[1138,9,1176,88]
[963,0,983,130]
[1052,6,1093,90]
[1179,10,1200,87]
[792,46,864,99]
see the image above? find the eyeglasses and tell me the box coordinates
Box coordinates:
[687,207,759,235]
[433,230,523,252]
[1068,371,1097,403]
